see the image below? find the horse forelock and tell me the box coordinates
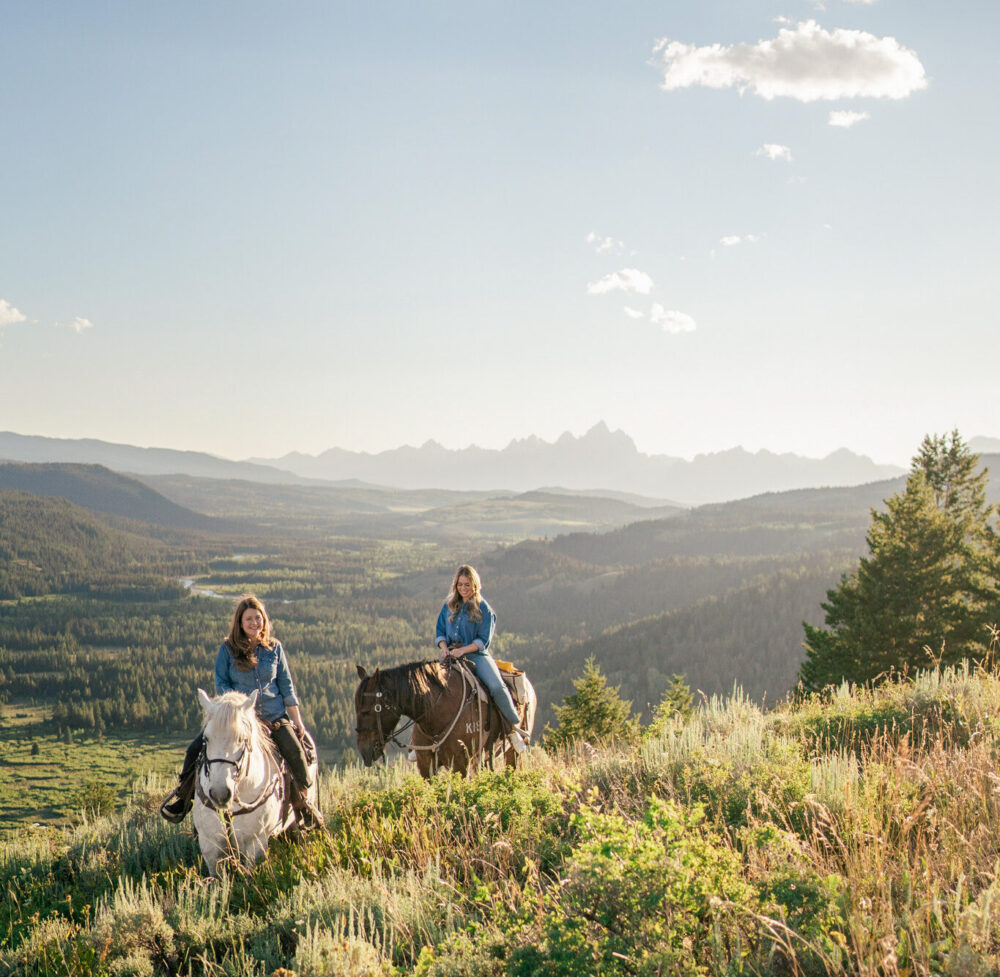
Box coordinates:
[203,693,265,754]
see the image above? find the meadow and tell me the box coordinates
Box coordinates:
[3,660,999,976]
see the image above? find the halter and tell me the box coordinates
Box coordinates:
[358,661,476,759]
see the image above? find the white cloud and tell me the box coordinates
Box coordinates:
[755,143,793,162]
[586,268,654,295]
[650,304,696,334]
[828,109,871,127]
[0,299,27,329]
[585,231,627,255]
[653,20,927,102]
[63,317,94,333]
[623,306,645,319]
[720,234,763,248]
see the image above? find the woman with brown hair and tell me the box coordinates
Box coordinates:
[161,594,321,828]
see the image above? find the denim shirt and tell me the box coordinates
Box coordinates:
[435,599,496,654]
[214,640,301,724]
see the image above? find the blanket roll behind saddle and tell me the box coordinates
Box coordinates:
[494,659,527,707]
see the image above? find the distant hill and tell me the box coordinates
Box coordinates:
[971,437,1000,454]
[0,489,183,598]
[0,463,226,531]
[251,422,904,504]
[0,431,310,484]
[402,490,684,539]
[138,475,685,540]
[538,563,844,716]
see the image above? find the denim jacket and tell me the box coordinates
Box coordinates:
[435,599,496,654]
[214,640,301,724]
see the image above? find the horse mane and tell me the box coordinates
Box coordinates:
[203,691,276,761]
[383,660,449,698]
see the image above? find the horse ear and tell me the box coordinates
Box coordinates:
[356,664,367,680]
[242,690,259,712]
[197,688,213,713]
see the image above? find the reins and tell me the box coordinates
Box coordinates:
[361,660,477,761]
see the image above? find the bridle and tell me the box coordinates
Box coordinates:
[357,662,476,759]
[357,685,414,753]
[196,729,284,818]
[202,741,249,779]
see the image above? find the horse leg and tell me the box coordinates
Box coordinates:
[193,807,229,877]
[238,828,270,868]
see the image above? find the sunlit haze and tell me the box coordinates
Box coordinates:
[1,1,996,468]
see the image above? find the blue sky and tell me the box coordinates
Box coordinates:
[1,0,996,466]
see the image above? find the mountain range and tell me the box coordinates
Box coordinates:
[0,424,919,504]
[252,422,905,503]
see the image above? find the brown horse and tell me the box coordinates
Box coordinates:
[354,660,536,777]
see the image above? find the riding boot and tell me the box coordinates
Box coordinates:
[160,733,203,822]
[272,721,322,830]
[287,778,324,830]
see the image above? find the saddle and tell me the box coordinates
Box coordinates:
[457,657,528,708]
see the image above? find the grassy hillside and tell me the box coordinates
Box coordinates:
[2,661,999,976]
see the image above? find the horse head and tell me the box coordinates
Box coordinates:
[198,688,259,808]
[354,665,402,766]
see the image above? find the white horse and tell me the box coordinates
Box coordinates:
[192,689,319,876]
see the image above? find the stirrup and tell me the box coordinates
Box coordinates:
[508,729,528,755]
[160,787,190,824]
[297,800,324,831]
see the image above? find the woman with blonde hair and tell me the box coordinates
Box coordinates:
[161,594,321,828]
[432,565,528,754]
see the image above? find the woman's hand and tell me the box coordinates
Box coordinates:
[287,704,306,732]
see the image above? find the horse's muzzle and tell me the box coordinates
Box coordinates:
[209,786,232,806]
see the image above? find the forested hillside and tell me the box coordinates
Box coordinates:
[0,490,199,600]
[0,463,223,531]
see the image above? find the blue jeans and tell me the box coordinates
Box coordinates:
[465,651,520,727]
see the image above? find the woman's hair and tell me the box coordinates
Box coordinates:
[446,564,483,622]
[224,594,275,671]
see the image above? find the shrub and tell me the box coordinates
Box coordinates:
[508,797,752,977]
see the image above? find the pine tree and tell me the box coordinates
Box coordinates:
[546,657,637,749]
[801,433,1000,690]
[645,674,694,739]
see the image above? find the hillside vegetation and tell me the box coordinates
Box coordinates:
[3,661,1000,976]
[0,490,198,600]
[0,464,223,532]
